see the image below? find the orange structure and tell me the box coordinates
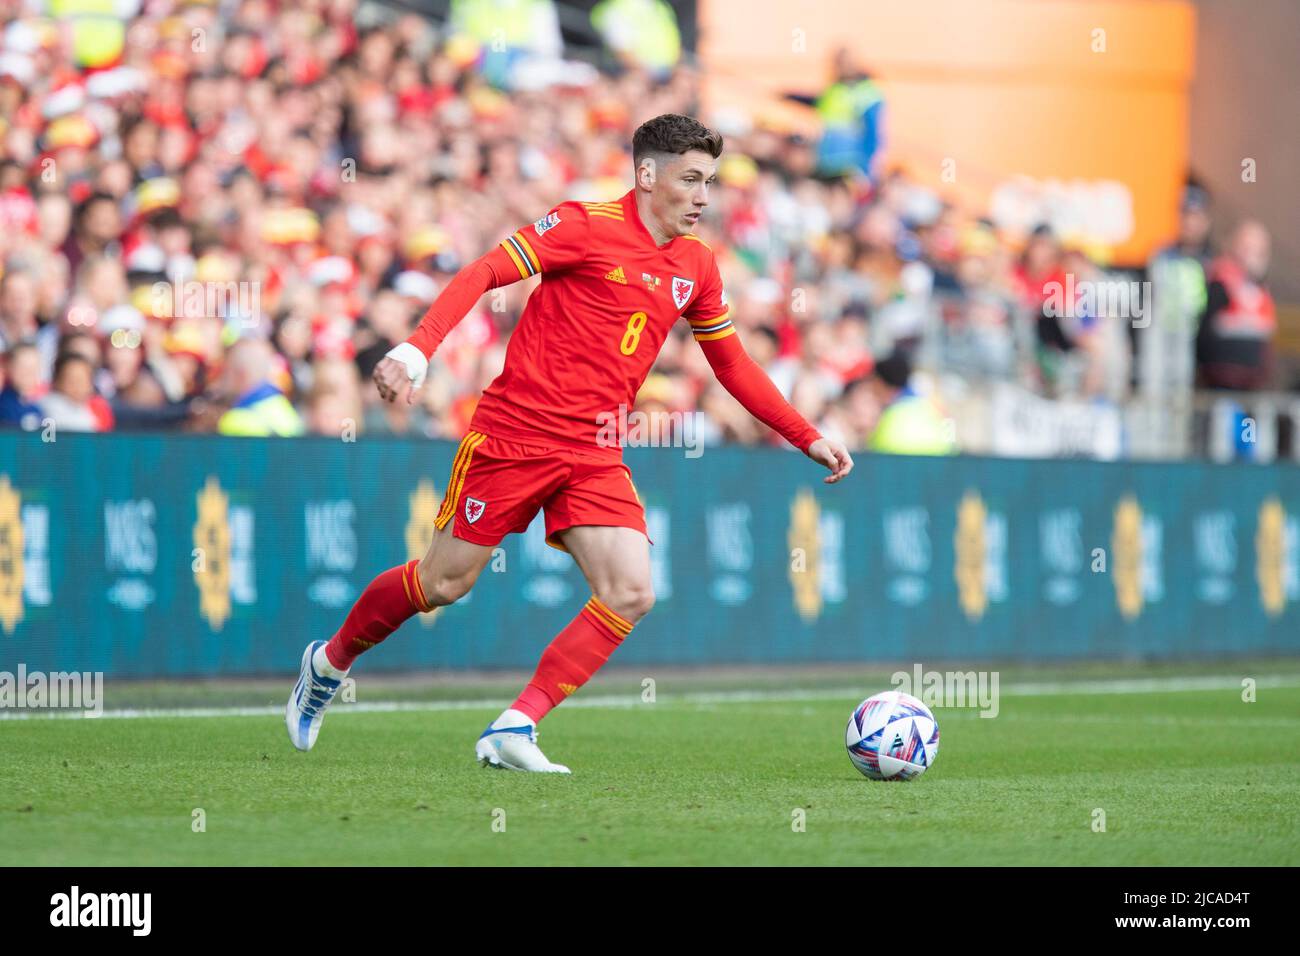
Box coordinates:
[699,0,1197,265]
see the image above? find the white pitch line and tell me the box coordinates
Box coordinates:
[1,673,1298,722]
[993,674,1297,697]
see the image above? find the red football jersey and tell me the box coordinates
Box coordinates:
[470,189,733,456]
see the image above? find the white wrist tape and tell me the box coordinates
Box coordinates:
[385,342,429,388]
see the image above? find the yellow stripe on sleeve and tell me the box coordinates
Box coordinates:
[688,309,732,328]
[499,240,530,280]
[693,327,737,342]
[514,232,541,273]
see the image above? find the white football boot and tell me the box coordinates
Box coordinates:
[285,640,347,751]
[475,708,571,773]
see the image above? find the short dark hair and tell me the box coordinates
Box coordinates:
[873,351,912,390]
[3,340,38,364]
[74,192,117,228]
[751,325,779,349]
[52,350,93,383]
[632,114,724,167]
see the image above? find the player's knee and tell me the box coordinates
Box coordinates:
[420,566,479,607]
[598,581,655,624]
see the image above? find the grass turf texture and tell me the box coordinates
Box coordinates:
[2,672,1298,866]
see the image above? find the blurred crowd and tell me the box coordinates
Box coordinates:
[0,0,1281,452]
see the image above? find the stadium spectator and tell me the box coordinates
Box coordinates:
[591,0,682,77]
[863,351,955,455]
[832,373,883,450]
[0,0,1283,460]
[112,368,196,430]
[39,351,99,433]
[449,0,574,90]
[1015,225,1081,397]
[307,356,364,437]
[1196,220,1275,391]
[1139,181,1212,396]
[216,337,305,436]
[62,193,123,280]
[56,330,115,430]
[0,266,40,352]
[787,48,885,181]
[924,220,1019,383]
[1062,247,1130,402]
[100,304,198,429]
[0,340,44,430]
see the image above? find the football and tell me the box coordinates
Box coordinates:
[846,691,940,781]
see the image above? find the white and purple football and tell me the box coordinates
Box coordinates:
[846,691,940,781]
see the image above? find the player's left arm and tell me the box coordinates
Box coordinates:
[685,257,853,484]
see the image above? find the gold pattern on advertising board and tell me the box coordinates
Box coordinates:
[1256,497,1286,617]
[193,476,232,631]
[1112,495,1143,620]
[788,487,821,622]
[955,491,987,621]
[0,475,23,635]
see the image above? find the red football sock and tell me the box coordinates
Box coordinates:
[512,596,635,723]
[324,559,431,670]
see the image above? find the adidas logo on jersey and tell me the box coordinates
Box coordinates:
[604,266,627,284]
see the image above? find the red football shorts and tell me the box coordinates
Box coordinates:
[433,430,648,551]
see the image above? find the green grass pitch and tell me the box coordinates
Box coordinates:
[2,668,1298,866]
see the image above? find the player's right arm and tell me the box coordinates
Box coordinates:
[375,204,591,403]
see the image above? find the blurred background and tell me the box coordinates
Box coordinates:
[4,3,1297,873]
[2,0,1299,680]
[1,0,1296,463]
